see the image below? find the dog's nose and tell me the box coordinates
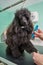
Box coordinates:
[22,17,28,25]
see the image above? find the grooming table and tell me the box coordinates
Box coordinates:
[0,42,43,65]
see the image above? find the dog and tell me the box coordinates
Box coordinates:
[5,8,37,58]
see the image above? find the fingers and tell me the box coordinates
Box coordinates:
[38,29,43,33]
[32,52,43,65]
[34,29,43,38]
[32,53,38,64]
[34,31,41,37]
[34,35,38,37]
[32,52,38,64]
[32,52,38,57]
[32,52,38,62]
[34,31,43,40]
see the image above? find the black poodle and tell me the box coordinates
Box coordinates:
[5,8,37,58]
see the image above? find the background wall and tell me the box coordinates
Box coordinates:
[0,1,43,36]
[27,2,43,30]
[0,0,43,9]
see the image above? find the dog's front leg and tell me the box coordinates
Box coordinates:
[25,41,38,54]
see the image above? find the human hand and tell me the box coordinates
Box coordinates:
[34,29,43,40]
[32,52,43,65]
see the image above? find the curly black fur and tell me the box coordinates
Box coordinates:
[6,8,37,58]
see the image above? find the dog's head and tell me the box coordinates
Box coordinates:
[14,8,33,34]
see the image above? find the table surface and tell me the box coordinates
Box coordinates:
[0,42,43,65]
